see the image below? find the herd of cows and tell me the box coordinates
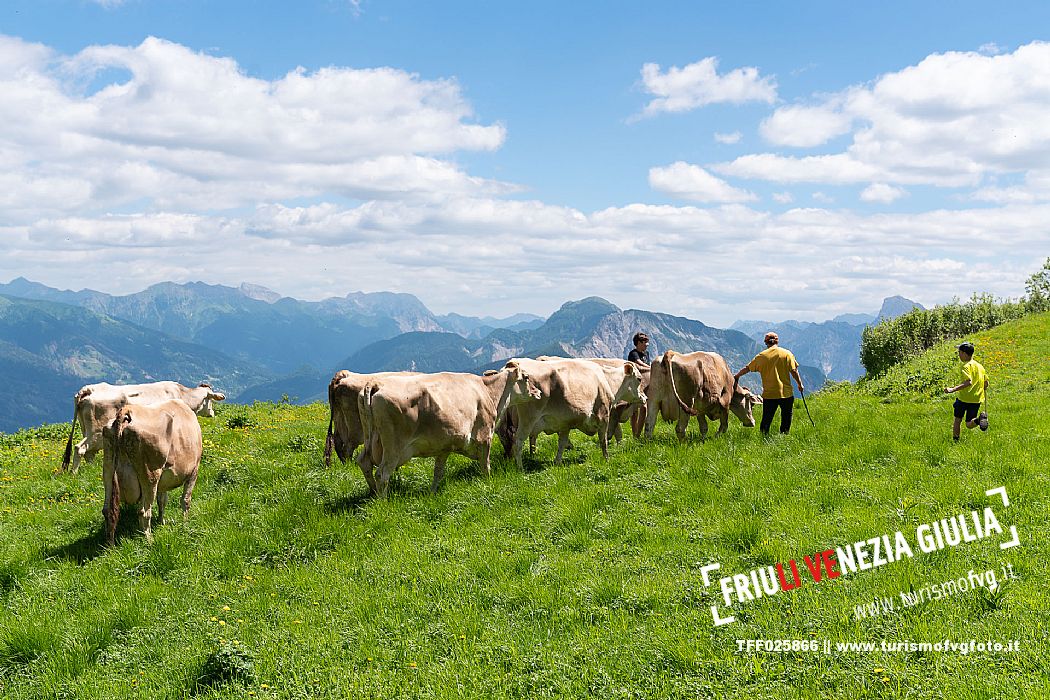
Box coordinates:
[57,351,763,544]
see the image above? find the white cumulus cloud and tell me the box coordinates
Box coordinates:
[719,42,1050,195]
[715,131,743,144]
[759,103,853,147]
[636,57,776,118]
[860,183,907,203]
[649,162,757,203]
[0,34,508,222]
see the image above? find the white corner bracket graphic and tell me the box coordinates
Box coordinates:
[700,563,737,627]
[985,486,1009,508]
[710,605,737,627]
[985,486,1020,550]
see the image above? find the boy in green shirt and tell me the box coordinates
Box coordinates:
[944,341,989,441]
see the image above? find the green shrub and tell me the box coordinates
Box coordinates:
[196,640,257,689]
[861,293,1028,378]
[1025,257,1050,313]
[225,414,257,429]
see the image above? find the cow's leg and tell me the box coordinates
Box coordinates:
[511,429,525,470]
[555,432,570,464]
[431,454,448,494]
[529,433,537,455]
[357,453,378,495]
[182,466,199,519]
[697,414,708,443]
[478,440,492,477]
[644,401,658,438]
[598,419,610,459]
[675,411,689,442]
[356,436,380,495]
[138,474,160,542]
[496,414,516,459]
[156,490,168,526]
[632,405,646,439]
[374,454,398,498]
[717,408,729,435]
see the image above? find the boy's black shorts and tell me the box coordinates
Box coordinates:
[953,399,980,420]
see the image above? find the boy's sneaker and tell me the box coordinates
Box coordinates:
[978,412,989,431]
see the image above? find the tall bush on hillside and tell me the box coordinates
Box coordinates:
[860,293,1028,378]
[1025,257,1050,312]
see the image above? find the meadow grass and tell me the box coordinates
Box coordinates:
[0,314,1047,699]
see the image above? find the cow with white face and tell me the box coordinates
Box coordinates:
[645,350,762,441]
[356,363,542,496]
[62,381,225,473]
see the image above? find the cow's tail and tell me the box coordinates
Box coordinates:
[61,415,77,471]
[105,415,123,546]
[324,411,335,467]
[324,384,336,468]
[662,351,698,416]
[106,465,120,546]
[356,382,382,470]
[324,371,350,467]
[62,388,90,471]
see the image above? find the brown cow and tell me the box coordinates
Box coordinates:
[357,364,542,496]
[500,357,644,467]
[325,369,420,494]
[62,381,224,473]
[535,356,649,444]
[102,399,203,544]
[644,350,762,441]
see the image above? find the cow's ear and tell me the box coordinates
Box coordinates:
[752,394,764,404]
[208,392,226,401]
[623,362,638,376]
[483,369,499,376]
[505,360,519,370]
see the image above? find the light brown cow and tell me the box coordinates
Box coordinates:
[102,399,203,544]
[62,381,224,473]
[356,363,542,496]
[645,350,762,441]
[535,356,649,444]
[324,369,421,494]
[500,357,644,467]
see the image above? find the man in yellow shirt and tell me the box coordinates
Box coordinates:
[944,341,989,441]
[733,332,805,435]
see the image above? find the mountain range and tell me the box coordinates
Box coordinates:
[730,296,925,381]
[0,278,920,433]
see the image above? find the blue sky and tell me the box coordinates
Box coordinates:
[2,1,1049,324]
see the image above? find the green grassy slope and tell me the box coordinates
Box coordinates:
[0,314,1047,699]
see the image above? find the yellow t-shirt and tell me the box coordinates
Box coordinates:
[956,359,987,404]
[747,346,799,399]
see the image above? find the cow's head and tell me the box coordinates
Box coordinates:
[612,362,647,406]
[196,382,226,417]
[505,362,543,404]
[730,386,763,427]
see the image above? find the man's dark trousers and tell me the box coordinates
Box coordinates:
[760,397,794,434]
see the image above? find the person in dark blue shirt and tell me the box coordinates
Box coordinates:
[627,332,651,368]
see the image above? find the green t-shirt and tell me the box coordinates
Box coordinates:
[956,359,987,404]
